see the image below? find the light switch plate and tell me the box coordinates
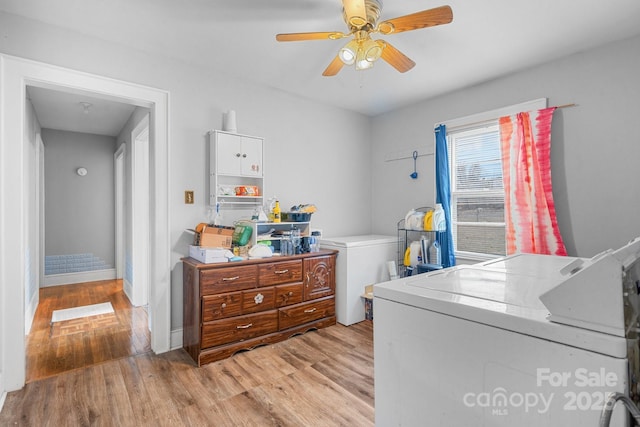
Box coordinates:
[185,191,194,204]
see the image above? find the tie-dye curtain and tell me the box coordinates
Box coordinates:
[499,107,567,256]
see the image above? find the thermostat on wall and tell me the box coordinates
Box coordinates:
[76,167,88,176]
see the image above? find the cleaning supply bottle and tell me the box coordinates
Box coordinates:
[429,239,442,266]
[433,203,446,231]
[265,198,274,222]
[273,200,281,223]
[213,202,222,226]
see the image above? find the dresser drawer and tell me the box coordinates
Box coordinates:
[258,260,303,286]
[242,287,275,314]
[202,310,278,348]
[278,297,335,331]
[200,265,258,294]
[202,292,242,322]
[274,283,303,307]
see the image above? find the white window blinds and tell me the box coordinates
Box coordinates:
[448,124,506,257]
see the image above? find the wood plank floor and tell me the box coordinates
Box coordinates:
[1,320,375,426]
[26,280,151,382]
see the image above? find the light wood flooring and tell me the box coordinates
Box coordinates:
[1,320,375,426]
[25,279,151,382]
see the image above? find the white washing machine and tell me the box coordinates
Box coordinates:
[320,235,397,326]
[374,238,640,426]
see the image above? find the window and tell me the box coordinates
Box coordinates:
[440,99,547,260]
[448,123,506,258]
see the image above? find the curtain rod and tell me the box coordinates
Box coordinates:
[434,103,577,132]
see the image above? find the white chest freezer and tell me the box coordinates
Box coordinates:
[374,237,640,426]
[320,235,396,326]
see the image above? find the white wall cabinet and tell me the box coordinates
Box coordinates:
[209,130,264,207]
[215,131,262,176]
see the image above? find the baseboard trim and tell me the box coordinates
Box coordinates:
[0,374,6,414]
[123,278,133,304]
[42,269,117,287]
[171,328,183,351]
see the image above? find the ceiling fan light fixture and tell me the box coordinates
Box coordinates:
[355,45,375,71]
[276,2,453,76]
[363,38,383,62]
[339,39,359,65]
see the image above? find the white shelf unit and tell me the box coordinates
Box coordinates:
[209,130,264,208]
[250,221,311,247]
[397,216,444,277]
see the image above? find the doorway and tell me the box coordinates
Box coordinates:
[0,54,171,392]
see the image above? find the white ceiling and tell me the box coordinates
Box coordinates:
[6,0,640,135]
[27,86,137,137]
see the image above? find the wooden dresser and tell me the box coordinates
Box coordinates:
[182,250,337,366]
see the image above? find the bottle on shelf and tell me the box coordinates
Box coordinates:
[266,197,276,222]
[310,231,321,252]
[433,203,446,231]
[212,202,222,226]
[429,240,442,265]
[273,200,281,223]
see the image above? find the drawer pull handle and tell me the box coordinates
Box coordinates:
[274,269,289,274]
[236,323,253,329]
[221,303,227,309]
[288,291,293,296]
[254,293,264,304]
[304,308,317,313]
[222,276,240,281]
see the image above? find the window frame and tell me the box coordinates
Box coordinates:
[437,99,547,261]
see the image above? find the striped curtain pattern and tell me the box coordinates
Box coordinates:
[499,107,567,256]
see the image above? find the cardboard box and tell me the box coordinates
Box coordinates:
[194,224,234,248]
[189,246,233,264]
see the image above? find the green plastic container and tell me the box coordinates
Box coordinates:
[232,223,253,246]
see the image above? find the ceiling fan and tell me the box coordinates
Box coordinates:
[275,0,453,76]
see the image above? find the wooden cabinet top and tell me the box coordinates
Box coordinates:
[182,249,337,270]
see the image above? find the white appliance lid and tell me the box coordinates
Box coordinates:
[538,237,640,337]
[319,234,397,247]
[374,253,627,358]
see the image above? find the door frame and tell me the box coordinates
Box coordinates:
[131,115,150,307]
[114,143,126,280]
[0,54,171,391]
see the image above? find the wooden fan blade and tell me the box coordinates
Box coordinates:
[343,0,367,28]
[322,55,345,77]
[378,5,453,35]
[380,41,416,73]
[276,31,345,42]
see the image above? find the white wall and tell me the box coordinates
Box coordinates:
[42,129,117,266]
[371,34,640,258]
[0,11,372,334]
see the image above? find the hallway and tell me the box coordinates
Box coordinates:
[26,280,151,382]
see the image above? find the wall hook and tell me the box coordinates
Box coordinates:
[410,151,418,179]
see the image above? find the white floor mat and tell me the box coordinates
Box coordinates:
[51,302,114,323]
